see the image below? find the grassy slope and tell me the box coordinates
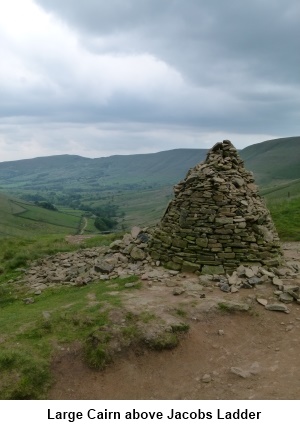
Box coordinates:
[0,273,139,399]
[0,149,208,230]
[0,149,208,191]
[241,136,300,186]
[114,186,173,227]
[1,137,300,235]
[0,193,83,238]
[1,138,300,398]
[0,138,298,192]
[241,138,300,241]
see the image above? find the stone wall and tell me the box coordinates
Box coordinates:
[149,140,282,273]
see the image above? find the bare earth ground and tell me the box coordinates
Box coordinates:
[49,242,300,400]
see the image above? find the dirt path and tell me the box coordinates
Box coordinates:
[79,217,88,235]
[49,242,300,400]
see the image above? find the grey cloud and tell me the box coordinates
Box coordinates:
[0,0,299,162]
[33,0,300,138]
[35,0,300,84]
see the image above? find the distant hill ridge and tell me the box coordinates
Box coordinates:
[241,136,300,185]
[0,136,299,236]
[0,148,208,189]
[0,135,299,194]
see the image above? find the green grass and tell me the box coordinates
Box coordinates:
[0,235,78,277]
[0,193,84,238]
[241,136,300,186]
[0,275,139,399]
[0,225,141,398]
[83,232,124,247]
[1,137,300,233]
[15,203,79,227]
[112,186,172,228]
[268,197,300,241]
[259,179,300,241]
[1,138,300,397]
[0,349,50,399]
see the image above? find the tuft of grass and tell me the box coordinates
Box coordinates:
[83,330,112,369]
[145,332,179,350]
[171,322,190,333]
[0,349,50,400]
[139,311,157,323]
[175,308,187,317]
[218,302,235,313]
[82,232,124,248]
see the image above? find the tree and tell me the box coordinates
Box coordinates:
[94,216,117,232]
[35,201,58,211]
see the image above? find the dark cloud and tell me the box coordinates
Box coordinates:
[32,0,300,136]
[36,0,300,83]
[0,0,299,160]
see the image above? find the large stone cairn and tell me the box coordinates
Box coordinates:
[149,140,282,273]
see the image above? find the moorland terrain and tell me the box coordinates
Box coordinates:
[0,136,300,399]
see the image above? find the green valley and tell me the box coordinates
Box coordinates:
[0,136,299,238]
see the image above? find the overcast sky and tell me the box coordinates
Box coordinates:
[0,0,299,161]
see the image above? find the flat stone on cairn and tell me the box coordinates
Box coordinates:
[149,140,282,273]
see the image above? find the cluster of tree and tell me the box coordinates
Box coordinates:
[79,203,119,232]
[19,191,120,230]
[94,216,117,232]
[34,201,58,211]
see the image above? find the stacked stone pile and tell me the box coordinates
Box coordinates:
[11,224,300,314]
[149,140,282,273]
[209,261,300,312]
[20,227,155,292]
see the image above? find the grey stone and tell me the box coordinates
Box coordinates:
[279,292,294,303]
[131,226,141,239]
[256,297,268,306]
[248,276,263,285]
[283,284,299,294]
[201,374,212,383]
[230,362,260,378]
[173,287,185,296]
[168,270,179,275]
[265,303,289,313]
[94,261,114,274]
[272,277,283,287]
[165,279,178,288]
[181,261,199,273]
[218,301,250,311]
[130,247,146,261]
[220,283,231,293]
[23,297,35,304]
[201,265,225,275]
[227,272,239,285]
[165,261,181,271]
[259,268,275,278]
[124,282,138,288]
[245,268,255,278]
[230,367,251,378]
[240,281,252,289]
[232,177,244,187]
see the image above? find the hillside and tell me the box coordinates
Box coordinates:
[240,136,300,186]
[0,193,86,238]
[0,137,299,231]
[0,149,208,229]
[1,138,299,194]
[0,149,208,192]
